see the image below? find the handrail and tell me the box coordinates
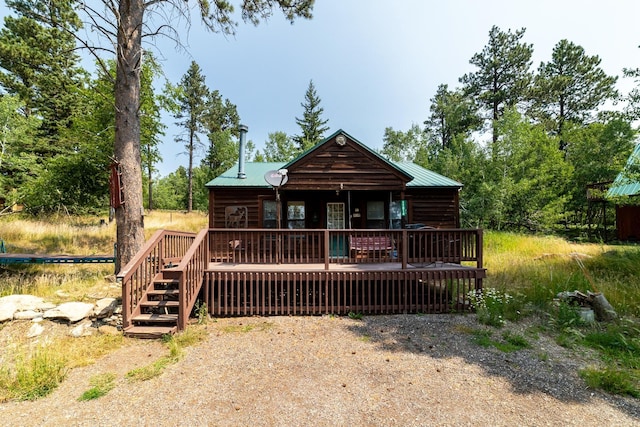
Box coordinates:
[118,229,197,330]
[170,228,209,330]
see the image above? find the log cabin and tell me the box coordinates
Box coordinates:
[118,129,486,338]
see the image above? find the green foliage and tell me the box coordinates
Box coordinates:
[381,124,427,162]
[469,287,522,327]
[293,80,329,151]
[348,311,364,320]
[153,167,188,210]
[424,84,481,151]
[580,367,640,398]
[78,373,116,401]
[531,39,619,144]
[469,329,531,353]
[261,131,299,162]
[0,348,67,401]
[460,25,533,143]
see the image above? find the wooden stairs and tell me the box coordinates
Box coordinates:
[124,264,181,339]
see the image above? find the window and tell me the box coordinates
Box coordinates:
[262,200,277,228]
[366,201,385,229]
[287,201,305,229]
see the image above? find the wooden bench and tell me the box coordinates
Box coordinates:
[349,235,393,259]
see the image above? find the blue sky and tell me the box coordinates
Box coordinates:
[2,1,640,177]
[150,0,640,176]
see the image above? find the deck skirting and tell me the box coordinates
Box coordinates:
[206,267,483,316]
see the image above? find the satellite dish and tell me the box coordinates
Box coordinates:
[264,170,289,187]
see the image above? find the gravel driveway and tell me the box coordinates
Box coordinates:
[1,314,639,426]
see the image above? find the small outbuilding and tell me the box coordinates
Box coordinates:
[608,143,640,241]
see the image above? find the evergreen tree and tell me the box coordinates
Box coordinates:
[139,53,166,210]
[293,80,329,151]
[172,61,210,212]
[424,84,481,151]
[203,90,240,170]
[0,0,85,152]
[531,39,618,150]
[460,26,533,145]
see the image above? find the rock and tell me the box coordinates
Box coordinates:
[69,320,94,337]
[13,310,42,321]
[0,301,17,322]
[0,295,48,321]
[44,302,95,323]
[92,298,118,319]
[27,322,44,338]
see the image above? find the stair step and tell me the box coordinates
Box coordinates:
[124,325,177,339]
[154,279,179,285]
[141,300,179,307]
[132,313,178,323]
[148,289,180,296]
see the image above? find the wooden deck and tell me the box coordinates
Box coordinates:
[208,261,484,274]
[118,228,486,337]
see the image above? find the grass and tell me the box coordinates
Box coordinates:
[125,326,208,382]
[78,373,116,401]
[0,334,125,402]
[469,329,531,353]
[483,231,640,398]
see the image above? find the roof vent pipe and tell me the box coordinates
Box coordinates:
[237,124,248,179]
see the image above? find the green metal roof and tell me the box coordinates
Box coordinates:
[392,162,462,188]
[206,160,461,188]
[607,143,640,198]
[206,162,285,188]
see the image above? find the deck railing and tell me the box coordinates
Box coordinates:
[117,230,197,330]
[165,228,209,330]
[209,228,483,269]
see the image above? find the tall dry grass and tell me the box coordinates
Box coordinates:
[0,210,208,300]
[484,231,640,316]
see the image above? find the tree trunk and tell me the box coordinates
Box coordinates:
[114,0,145,273]
[187,133,194,212]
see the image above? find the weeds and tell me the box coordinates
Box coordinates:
[126,327,208,382]
[78,373,116,401]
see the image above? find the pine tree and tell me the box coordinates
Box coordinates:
[531,39,618,150]
[293,80,329,151]
[173,61,210,212]
[460,26,533,145]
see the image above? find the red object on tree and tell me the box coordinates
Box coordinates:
[110,163,124,209]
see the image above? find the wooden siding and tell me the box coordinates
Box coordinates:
[285,136,410,191]
[408,188,460,228]
[616,205,640,241]
[209,188,273,228]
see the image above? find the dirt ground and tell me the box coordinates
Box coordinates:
[0,314,639,426]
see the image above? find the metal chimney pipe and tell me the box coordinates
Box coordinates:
[237,124,248,179]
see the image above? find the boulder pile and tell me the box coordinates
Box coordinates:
[0,294,122,338]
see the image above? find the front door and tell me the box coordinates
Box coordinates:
[327,202,346,257]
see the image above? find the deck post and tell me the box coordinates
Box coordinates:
[324,230,330,270]
[401,229,408,269]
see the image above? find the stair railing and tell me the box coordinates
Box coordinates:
[165,228,209,330]
[118,230,197,330]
